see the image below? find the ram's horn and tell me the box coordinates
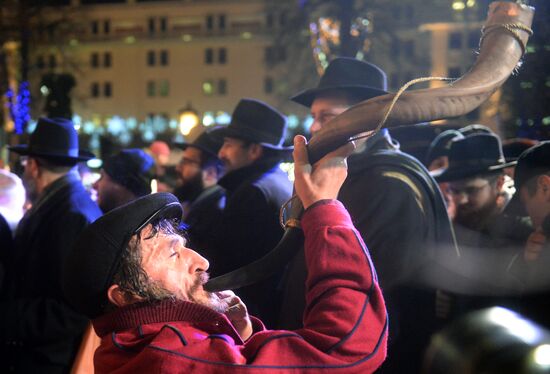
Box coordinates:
[307,1,534,163]
[205,1,534,293]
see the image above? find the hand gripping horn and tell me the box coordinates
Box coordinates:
[205,1,535,293]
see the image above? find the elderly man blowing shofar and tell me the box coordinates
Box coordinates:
[62,135,388,373]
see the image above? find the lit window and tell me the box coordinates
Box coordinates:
[147,81,156,97]
[159,80,169,96]
[202,80,214,96]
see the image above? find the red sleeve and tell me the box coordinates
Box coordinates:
[297,199,387,364]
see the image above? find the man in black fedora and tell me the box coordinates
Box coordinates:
[1,117,102,373]
[93,148,155,213]
[433,133,531,251]
[284,57,458,373]
[173,127,226,252]
[201,98,292,326]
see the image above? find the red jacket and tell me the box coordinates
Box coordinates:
[92,200,387,373]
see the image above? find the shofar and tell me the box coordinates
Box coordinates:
[205,1,535,293]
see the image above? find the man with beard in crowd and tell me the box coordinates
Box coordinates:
[173,127,225,251]
[433,133,534,318]
[434,133,531,252]
[203,98,292,325]
[93,148,155,213]
[2,117,102,373]
[284,57,457,373]
[61,136,387,373]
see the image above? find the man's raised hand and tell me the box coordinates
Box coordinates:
[293,135,355,209]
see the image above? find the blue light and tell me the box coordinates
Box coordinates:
[5,81,31,134]
[288,115,299,129]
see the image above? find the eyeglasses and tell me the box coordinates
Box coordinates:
[448,182,491,197]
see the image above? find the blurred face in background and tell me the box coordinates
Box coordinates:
[520,175,550,228]
[93,170,128,213]
[218,137,258,174]
[176,147,204,201]
[449,175,503,229]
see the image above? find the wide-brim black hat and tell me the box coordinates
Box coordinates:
[291,57,388,108]
[425,130,464,166]
[433,133,516,183]
[63,193,183,319]
[8,117,94,162]
[219,98,292,151]
[175,126,225,157]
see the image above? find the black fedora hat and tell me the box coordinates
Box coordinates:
[502,138,539,163]
[8,117,94,162]
[175,126,224,158]
[291,57,388,108]
[425,129,464,166]
[63,192,183,318]
[433,134,516,183]
[220,98,291,151]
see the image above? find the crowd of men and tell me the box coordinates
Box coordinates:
[0,58,548,373]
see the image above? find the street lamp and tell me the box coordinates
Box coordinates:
[178,102,199,136]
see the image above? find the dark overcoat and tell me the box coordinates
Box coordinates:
[183,184,226,252]
[205,157,292,325]
[279,130,457,373]
[0,173,102,374]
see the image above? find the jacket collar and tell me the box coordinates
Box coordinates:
[25,172,79,217]
[92,299,227,337]
[218,157,282,192]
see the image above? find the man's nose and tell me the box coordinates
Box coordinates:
[185,248,210,273]
[310,120,322,135]
[453,192,469,205]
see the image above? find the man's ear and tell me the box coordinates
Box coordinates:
[495,174,506,191]
[248,143,264,162]
[107,284,141,307]
[538,175,550,195]
[28,158,40,178]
